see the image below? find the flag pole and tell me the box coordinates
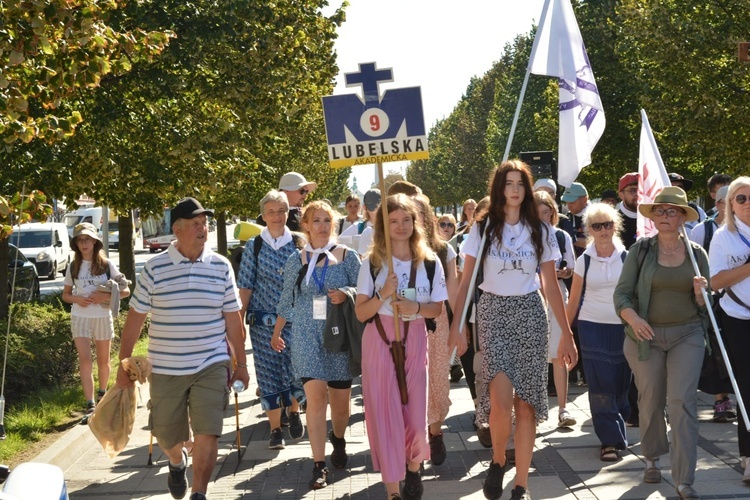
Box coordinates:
[641,110,749,430]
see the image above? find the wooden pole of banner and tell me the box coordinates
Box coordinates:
[377,162,409,405]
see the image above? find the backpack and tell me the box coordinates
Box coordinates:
[253,232,304,268]
[338,219,366,235]
[571,249,627,328]
[702,216,717,253]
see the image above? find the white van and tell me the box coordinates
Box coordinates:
[63,207,104,239]
[13,222,72,280]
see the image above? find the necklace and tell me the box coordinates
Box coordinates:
[659,243,682,255]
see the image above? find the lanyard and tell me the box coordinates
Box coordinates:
[739,232,750,250]
[307,252,330,293]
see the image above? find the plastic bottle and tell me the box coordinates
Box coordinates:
[232,380,246,393]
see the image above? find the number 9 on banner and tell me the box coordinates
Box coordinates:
[360,108,389,138]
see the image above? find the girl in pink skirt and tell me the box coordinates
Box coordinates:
[356,194,448,500]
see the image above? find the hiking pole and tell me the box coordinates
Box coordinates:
[234,391,241,462]
[680,225,750,430]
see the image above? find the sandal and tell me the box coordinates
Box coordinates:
[600,446,619,462]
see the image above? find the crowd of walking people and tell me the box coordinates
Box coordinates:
[107,165,750,500]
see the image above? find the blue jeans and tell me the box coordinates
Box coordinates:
[578,321,631,449]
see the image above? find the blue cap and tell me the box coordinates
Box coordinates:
[561,182,588,202]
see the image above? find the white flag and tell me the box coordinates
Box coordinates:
[637,109,671,238]
[530,0,605,187]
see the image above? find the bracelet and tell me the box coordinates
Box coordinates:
[236,363,248,369]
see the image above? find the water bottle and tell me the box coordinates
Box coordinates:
[232,380,246,393]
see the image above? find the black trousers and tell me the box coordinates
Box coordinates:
[720,306,750,457]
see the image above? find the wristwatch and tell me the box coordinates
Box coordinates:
[375,290,383,301]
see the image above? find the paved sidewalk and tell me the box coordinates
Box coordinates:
[33,342,750,499]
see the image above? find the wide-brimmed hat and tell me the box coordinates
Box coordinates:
[279,172,317,192]
[171,197,214,223]
[73,222,101,242]
[667,172,694,191]
[638,186,699,222]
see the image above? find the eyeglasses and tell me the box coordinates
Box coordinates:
[590,221,614,231]
[623,188,638,195]
[734,194,749,205]
[439,222,455,229]
[651,207,683,217]
[299,188,310,196]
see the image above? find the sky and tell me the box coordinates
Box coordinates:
[324,0,546,191]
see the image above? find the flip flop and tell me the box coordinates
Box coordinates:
[600,446,619,462]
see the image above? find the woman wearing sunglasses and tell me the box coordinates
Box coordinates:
[565,203,631,462]
[614,186,710,500]
[437,214,457,242]
[708,176,750,485]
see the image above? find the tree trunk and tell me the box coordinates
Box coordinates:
[0,237,9,318]
[118,213,136,290]
[216,212,227,258]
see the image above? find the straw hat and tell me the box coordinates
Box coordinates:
[638,186,699,222]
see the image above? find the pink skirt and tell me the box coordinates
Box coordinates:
[361,316,429,483]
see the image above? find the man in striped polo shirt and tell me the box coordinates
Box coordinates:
[116,197,249,500]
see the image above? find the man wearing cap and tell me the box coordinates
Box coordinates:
[617,173,640,250]
[258,172,317,231]
[561,182,590,257]
[116,197,249,500]
[668,173,706,231]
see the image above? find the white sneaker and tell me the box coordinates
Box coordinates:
[558,409,576,428]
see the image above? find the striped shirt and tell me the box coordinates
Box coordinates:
[130,243,242,375]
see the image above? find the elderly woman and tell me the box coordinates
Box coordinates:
[566,203,630,461]
[709,176,750,485]
[534,191,576,429]
[272,200,361,490]
[238,190,306,450]
[614,186,709,500]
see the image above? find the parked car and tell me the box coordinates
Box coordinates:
[7,243,40,303]
[13,222,72,279]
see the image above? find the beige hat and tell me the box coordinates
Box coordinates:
[279,172,317,192]
[73,222,101,242]
[638,186,699,222]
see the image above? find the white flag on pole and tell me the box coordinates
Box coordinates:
[637,109,671,238]
[530,0,605,187]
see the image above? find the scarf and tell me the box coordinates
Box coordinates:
[500,222,531,253]
[302,241,338,286]
[584,240,626,282]
[617,202,637,219]
[260,226,293,251]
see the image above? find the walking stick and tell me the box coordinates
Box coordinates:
[681,225,750,430]
[147,433,153,466]
[234,390,242,462]
[377,162,409,405]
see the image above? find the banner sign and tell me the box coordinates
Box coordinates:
[322,62,429,168]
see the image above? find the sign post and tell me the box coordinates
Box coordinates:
[322,62,428,404]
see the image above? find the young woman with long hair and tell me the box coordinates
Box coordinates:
[355,194,447,500]
[448,161,578,500]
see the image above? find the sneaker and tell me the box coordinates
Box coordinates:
[329,430,348,469]
[450,364,463,383]
[477,424,492,448]
[280,406,290,427]
[167,449,189,499]
[288,410,305,440]
[510,485,531,500]
[96,389,106,403]
[401,469,423,500]
[309,461,328,489]
[189,494,207,500]
[713,399,728,423]
[483,461,506,500]
[85,400,96,415]
[643,465,662,484]
[429,431,447,466]
[558,409,576,428]
[268,427,285,450]
[724,397,737,420]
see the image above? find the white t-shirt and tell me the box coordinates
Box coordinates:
[338,220,371,254]
[461,220,560,296]
[709,219,750,320]
[573,243,626,324]
[357,256,448,317]
[357,226,374,255]
[63,260,122,318]
[689,219,719,250]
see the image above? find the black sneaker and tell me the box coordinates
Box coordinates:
[85,401,96,415]
[189,494,207,500]
[429,431,447,466]
[269,428,285,450]
[288,410,305,440]
[309,461,328,489]
[96,389,106,403]
[329,430,348,469]
[510,485,531,500]
[401,469,423,500]
[450,364,463,382]
[483,461,506,500]
[167,449,189,499]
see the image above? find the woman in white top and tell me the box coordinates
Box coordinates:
[449,161,577,500]
[565,203,631,462]
[355,194,447,500]
[62,222,129,418]
[709,176,750,485]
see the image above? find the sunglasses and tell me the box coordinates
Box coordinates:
[439,222,455,229]
[299,188,310,196]
[734,194,749,205]
[651,207,683,217]
[590,221,614,231]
